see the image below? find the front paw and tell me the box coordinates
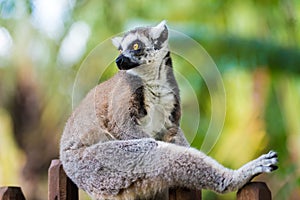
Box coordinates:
[251,151,278,175]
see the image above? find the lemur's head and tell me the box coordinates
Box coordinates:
[112,20,169,70]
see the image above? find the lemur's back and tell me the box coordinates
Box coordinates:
[61,71,146,149]
[61,72,116,152]
[60,21,278,200]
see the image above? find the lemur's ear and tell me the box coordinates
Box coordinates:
[150,20,168,49]
[112,36,122,48]
[150,20,168,41]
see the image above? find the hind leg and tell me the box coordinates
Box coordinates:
[61,139,278,199]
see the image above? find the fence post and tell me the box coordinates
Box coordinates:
[169,188,202,200]
[0,187,26,200]
[48,159,78,200]
[237,182,271,200]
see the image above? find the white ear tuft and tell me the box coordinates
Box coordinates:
[150,20,167,39]
[157,20,167,28]
[111,36,122,48]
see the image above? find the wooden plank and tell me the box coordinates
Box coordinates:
[48,159,78,200]
[237,182,271,200]
[169,188,201,200]
[0,187,26,200]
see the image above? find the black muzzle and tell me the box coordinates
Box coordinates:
[116,54,139,70]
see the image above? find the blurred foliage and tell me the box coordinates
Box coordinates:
[0,0,300,199]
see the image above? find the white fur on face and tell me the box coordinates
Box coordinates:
[112,20,168,50]
[121,33,150,51]
[114,21,170,80]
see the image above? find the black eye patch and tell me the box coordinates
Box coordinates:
[127,40,145,51]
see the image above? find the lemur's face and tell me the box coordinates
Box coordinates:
[112,21,169,70]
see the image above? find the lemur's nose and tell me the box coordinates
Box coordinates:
[116,54,127,68]
[116,54,139,70]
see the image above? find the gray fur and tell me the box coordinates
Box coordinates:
[60,21,278,200]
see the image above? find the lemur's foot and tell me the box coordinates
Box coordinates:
[246,151,278,176]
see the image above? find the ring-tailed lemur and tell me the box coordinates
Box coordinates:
[60,21,278,200]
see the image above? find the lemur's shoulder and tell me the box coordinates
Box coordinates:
[93,71,145,116]
[95,71,143,94]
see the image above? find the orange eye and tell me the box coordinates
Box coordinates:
[133,43,139,50]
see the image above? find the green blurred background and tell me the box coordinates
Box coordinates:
[0,0,299,199]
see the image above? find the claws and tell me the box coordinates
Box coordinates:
[270,165,278,171]
[264,151,279,171]
[266,151,278,159]
[266,151,278,169]
[246,150,279,176]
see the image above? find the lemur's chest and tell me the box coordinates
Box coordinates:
[138,83,176,136]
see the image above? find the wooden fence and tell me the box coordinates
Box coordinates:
[0,159,272,200]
